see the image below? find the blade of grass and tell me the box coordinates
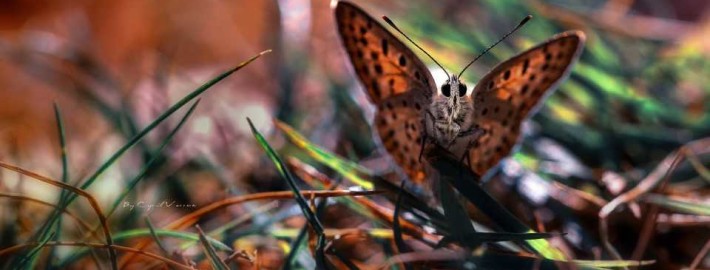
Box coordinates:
[118,190,380,268]
[277,121,447,229]
[43,103,70,269]
[248,117,331,269]
[62,99,199,265]
[196,225,229,270]
[115,229,233,252]
[285,181,338,270]
[394,181,414,270]
[63,99,200,264]
[45,50,270,220]
[0,194,92,232]
[0,242,194,270]
[48,50,268,267]
[572,259,655,268]
[269,228,413,239]
[426,145,566,260]
[274,120,374,189]
[467,252,571,270]
[248,118,325,233]
[439,178,478,249]
[283,222,310,270]
[18,231,55,268]
[427,147,655,268]
[57,228,233,267]
[0,162,117,269]
[685,149,710,184]
[108,100,200,217]
[642,194,710,216]
[54,102,70,185]
[75,49,270,207]
[167,190,381,231]
[288,158,377,222]
[383,248,651,269]
[393,182,413,252]
[145,217,171,258]
[178,201,279,251]
[438,232,561,246]
[15,104,75,269]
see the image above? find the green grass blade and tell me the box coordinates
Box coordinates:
[47,103,69,269]
[107,100,200,217]
[467,246,651,269]
[438,232,560,246]
[248,118,324,234]
[196,225,230,270]
[145,217,171,257]
[439,178,478,249]
[57,50,270,213]
[643,194,710,216]
[427,146,566,260]
[283,223,309,270]
[573,259,656,268]
[393,182,414,270]
[178,201,279,251]
[275,120,374,189]
[58,228,233,266]
[248,118,330,269]
[54,103,70,185]
[42,50,268,269]
[35,50,268,263]
[18,231,55,269]
[78,50,271,193]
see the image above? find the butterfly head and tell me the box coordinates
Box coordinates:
[440,75,468,100]
[428,75,474,146]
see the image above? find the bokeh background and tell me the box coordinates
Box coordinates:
[0,0,708,269]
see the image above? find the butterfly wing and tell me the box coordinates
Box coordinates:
[335,2,437,184]
[335,2,436,103]
[467,31,586,176]
[372,92,430,183]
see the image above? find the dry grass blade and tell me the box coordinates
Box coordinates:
[287,156,436,244]
[381,249,467,269]
[552,182,608,208]
[167,190,383,230]
[0,242,193,269]
[599,137,710,263]
[690,239,710,270]
[0,162,118,269]
[124,190,382,263]
[0,193,93,234]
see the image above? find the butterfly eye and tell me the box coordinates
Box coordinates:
[441,84,451,97]
[459,84,467,97]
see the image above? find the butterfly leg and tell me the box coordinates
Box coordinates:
[419,110,436,162]
[418,133,428,162]
[459,138,475,168]
[457,127,484,171]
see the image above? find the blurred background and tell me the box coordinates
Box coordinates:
[0,0,708,269]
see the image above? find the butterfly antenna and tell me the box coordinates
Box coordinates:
[457,15,532,78]
[383,16,450,81]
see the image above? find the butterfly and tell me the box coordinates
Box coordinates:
[334,1,585,187]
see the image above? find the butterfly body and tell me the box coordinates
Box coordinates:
[426,75,477,147]
[334,1,585,188]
